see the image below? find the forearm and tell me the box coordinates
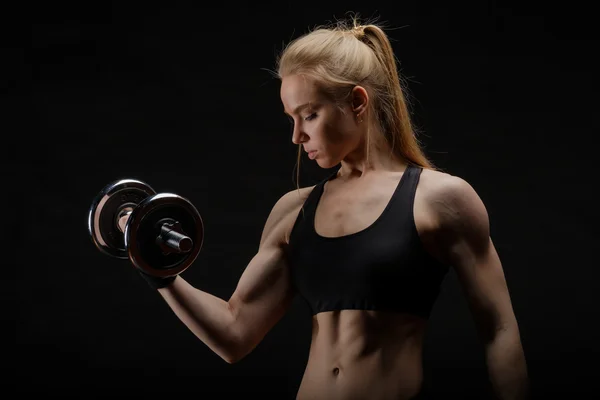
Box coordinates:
[157,276,241,363]
[485,327,529,400]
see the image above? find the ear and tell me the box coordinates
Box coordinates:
[351,85,369,116]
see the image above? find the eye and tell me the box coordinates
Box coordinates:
[304,113,317,121]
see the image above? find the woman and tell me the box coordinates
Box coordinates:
[148,17,529,400]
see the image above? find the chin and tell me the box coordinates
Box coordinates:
[315,158,337,169]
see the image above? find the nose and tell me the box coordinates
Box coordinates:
[291,123,307,145]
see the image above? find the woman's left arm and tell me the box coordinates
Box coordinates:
[428,176,530,400]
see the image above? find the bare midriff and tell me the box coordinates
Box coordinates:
[296,309,428,400]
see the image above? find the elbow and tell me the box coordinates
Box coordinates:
[483,323,522,349]
[223,337,249,365]
[223,338,256,364]
[222,346,248,365]
[215,336,245,364]
[223,354,240,364]
[225,350,252,364]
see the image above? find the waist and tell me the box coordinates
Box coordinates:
[310,309,426,360]
[300,314,426,400]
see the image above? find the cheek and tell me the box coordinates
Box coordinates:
[322,118,351,145]
[327,131,357,156]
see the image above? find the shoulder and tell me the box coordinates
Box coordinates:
[275,185,316,214]
[418,168,480,205]
[260,185,317,247]
[418,168,490,246]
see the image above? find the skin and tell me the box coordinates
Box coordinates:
[279,74,431,399]
[155,74,528,400]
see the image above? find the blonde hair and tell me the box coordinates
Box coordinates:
[274,14,441,191]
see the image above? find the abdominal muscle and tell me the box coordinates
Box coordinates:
[295,309,428,400]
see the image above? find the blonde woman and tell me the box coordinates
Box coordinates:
[147,16,529,400]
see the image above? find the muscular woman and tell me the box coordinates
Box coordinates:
[145,17,529,400]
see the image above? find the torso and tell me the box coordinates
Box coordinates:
[284,165,450,400]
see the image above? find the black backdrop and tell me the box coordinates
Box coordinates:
[13,1,598,398]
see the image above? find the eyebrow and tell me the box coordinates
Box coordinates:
[283,102,312,116]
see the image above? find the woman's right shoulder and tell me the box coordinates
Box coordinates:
[261,185,317,247]
[275,185,316,214]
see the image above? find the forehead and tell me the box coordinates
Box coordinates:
[280,75,321,109]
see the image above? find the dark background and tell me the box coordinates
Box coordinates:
[11,1,598,398]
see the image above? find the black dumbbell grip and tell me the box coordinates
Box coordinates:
[138,270,176,290]
[160,225,193,253]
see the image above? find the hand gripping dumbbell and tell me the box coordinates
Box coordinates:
[88,179,204,278]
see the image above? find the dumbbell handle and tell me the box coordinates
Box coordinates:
[117,207,192,254]
[157,222,193,253]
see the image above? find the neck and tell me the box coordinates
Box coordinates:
[338,137,407,179]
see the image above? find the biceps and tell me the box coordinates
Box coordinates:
[228,247,295,341]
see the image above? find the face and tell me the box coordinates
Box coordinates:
[280,74,368,169]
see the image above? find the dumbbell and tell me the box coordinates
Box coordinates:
[88,179,204,278]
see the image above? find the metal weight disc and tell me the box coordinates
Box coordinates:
[88,179,156,258]
[124,193,204,277]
